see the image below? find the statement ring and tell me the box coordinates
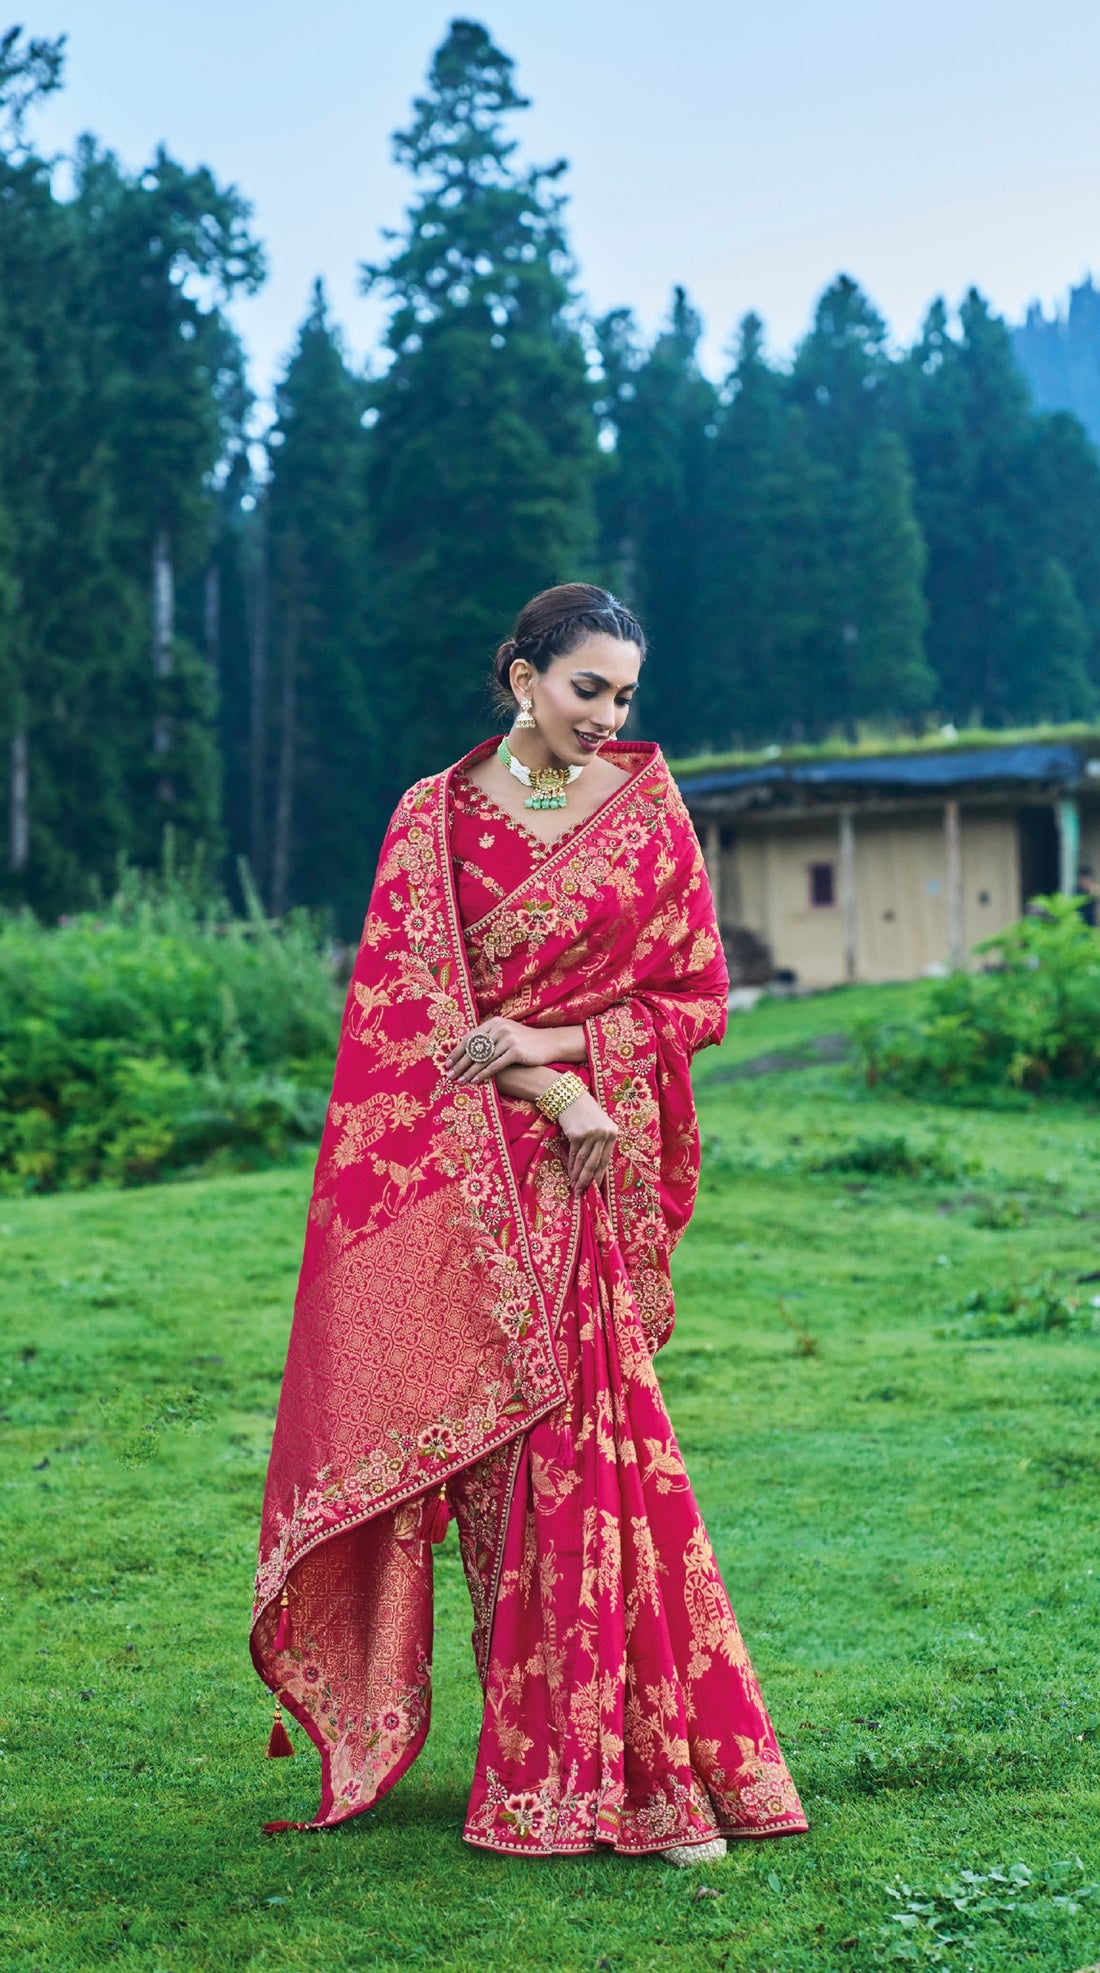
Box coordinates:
[464,1031,495,1066]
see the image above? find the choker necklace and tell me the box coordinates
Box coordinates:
[498,736,584,811]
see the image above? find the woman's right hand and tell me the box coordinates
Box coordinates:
[556,1090,618,1194]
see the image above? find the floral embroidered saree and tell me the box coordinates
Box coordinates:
[252,737,806,1850]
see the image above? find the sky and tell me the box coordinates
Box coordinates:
[24,0,1100,406]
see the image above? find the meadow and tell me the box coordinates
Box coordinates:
[3,983,1099,1972]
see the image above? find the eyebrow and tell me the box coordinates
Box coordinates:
[571,670,638,690]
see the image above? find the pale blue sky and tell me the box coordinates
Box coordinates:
[25,0,1100,403]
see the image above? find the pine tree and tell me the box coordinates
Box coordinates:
[263,281,377,928]
[0,31,137,913]
[766,407,843,738]
[849,430,933,721]
[73,139,264,865]
[695,313,786,744]
[903,290,1037,722]
[1014,558,1095,722]
[791,275,892,477]
[363,19,598,791]
[594,287,716,751]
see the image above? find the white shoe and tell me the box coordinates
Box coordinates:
[660,1836,727,1867]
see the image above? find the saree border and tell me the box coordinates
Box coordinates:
[250,768,580,1644]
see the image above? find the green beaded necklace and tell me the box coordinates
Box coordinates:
[497,737,584,811]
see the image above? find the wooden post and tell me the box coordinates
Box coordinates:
[704,818,721,923]
[1056,797,1080,897]
[839,808,857,982]
[945,799,963,967]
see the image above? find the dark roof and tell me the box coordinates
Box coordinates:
[677,739,1095,804]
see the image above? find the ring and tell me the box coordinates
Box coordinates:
[464,1031,495,1066]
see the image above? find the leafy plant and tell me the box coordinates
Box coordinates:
[972,1194,1027,1230]
[0,870,340,1191]
[940,1275,1099,1340]
[881,1857,1098,1963]
[854,896,1100,1100]
[801,1130,975,1182]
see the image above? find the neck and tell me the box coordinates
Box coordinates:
[507,724,571,772]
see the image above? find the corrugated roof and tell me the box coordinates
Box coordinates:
[677,739,1093,801]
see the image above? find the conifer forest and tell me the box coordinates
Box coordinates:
[5,19,1100,931]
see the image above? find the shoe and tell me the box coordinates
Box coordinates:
[659,1836,727,1867]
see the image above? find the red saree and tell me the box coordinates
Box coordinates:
[252,737,806,1850]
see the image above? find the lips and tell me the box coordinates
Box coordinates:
[575,731,606,752]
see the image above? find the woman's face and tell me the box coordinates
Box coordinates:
[510,633,642,765]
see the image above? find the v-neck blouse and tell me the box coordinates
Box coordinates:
[450,772,568,927]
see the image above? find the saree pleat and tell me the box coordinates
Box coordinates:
[450,774,806,1853]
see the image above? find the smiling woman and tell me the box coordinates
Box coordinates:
[251,581,806,1860]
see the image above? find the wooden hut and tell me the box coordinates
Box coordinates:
[673,730,1100,988]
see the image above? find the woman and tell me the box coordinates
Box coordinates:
[252,584,806,1860]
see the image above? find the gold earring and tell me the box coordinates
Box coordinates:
[515,696,537,731]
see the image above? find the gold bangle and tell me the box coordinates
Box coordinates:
[536,1071,585,1123]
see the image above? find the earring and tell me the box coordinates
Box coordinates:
[515,697,537,731]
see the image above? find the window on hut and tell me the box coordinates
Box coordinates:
[808,861,835,909]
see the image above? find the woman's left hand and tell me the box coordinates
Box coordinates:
[445,1018,565,1085]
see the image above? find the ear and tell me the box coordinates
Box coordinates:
[509,658,535,700]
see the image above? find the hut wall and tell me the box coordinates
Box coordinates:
[722,821,846,987]
[718,805,1024,987]
[961,811,1020,951]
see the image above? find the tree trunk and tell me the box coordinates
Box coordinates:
[9,725,28,873]
[271,542,300,918]
[248,508,269,887]
[203,561,220,670]
[152,528,175,801]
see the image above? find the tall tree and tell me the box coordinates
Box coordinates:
[695,313,786,744]
[363,18,598,793]
[263,281,377,928]
[0,30,136,913]
[790,274,892,478]
[1013,558,1095,723]
[903,290,1037,722]
[848,430,934,721]
[595,287,717,750]
[73,139,264,863]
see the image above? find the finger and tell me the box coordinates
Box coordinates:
[572,1140,601,1193]
[583,1137,615,1192]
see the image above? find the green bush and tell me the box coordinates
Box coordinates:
[802,1129,972,1182]
[854,895,1100,1099]
[940,1275,1099,1340]
[0,873,341,1191]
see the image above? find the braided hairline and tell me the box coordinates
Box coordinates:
[511,604,643,659]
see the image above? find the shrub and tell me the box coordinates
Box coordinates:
[0,873,341,1191]
[940,1275,1099,1340]
[802,1130,971,1182]
[854,895,1100,1099]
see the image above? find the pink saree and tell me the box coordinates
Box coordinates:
[252,737,806,1851]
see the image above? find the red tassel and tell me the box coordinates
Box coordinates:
[267,1699,295,1758]
[273,1586,292,1653]
[427,1488,450,1544]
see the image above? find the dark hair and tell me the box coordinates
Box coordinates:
[493,583,645,707]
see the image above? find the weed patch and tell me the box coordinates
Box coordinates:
[940,1276,1100,1340]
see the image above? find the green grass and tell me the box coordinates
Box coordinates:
[3,987,1100,1971]
[666,717,1100,780]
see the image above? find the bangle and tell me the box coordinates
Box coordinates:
[536,1071,585,1123]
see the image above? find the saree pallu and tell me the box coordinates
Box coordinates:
[252,738,806,1847]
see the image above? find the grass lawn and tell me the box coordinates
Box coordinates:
[3,984,1100,1972]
